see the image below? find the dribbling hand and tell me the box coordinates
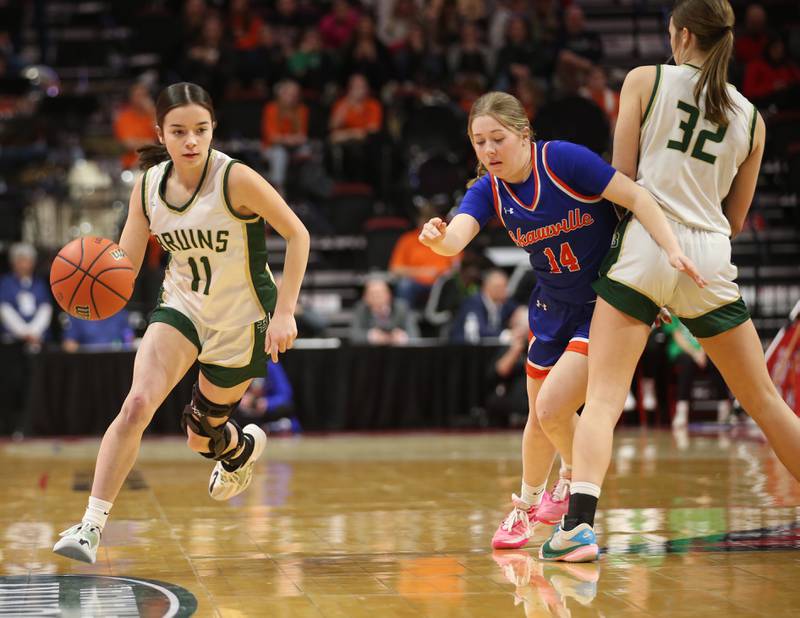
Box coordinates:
[668,252,707,288]
[265,311,298,363]
[418,217,448,248]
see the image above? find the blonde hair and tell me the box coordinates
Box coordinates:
[672,0,736,126]
[466,92,532,188]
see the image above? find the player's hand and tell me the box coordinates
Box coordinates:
[265,311,297,362]
[419,217,448,248]
[668,251,706,288]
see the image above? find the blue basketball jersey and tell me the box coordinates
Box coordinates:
[457,140,619,304]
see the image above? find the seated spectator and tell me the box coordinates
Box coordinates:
[178,11,234,103]
[285,28,335,98]
[328,73,383,183]
[556,5,603,96]
[515,78,543,123]
[113,83,157,170]
[450,269,516,343]
[319,0,360,49]
[377,0,417,50]
[0,243,51,350]
[579,65,619,134]
[743,34,800,109]
[424,251,483,337]
[261,79,310,197]
[61,310,134,352]
[493,16,539,91]
[447,21,491,88]
[228,0,264,51]
[236,360,300,434]
[735,4,769,66]
[342,13,394,91]
[350,277,419,345]
[392,21,448,91]
[484,305,529,426]
[389,207,457,308]
[662,316,733,427]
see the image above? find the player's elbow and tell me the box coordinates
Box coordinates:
[728,218,744,239]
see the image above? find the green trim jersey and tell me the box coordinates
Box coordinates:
[637,64,757,236]
[143,149,277,331]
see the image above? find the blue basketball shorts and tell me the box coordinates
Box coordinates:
[526,287,595,379]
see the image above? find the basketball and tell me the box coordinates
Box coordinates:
[50,236,135,320]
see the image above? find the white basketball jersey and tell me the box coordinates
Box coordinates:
[142,149,276,330]
[637,64,757,235]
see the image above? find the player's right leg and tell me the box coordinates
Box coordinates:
[700,320,800,481]
[53,322,198,563]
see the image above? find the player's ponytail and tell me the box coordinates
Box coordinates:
[672,0,737,127]
[466,91,532,189]
[137,82,216,171]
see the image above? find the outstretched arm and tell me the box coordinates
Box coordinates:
[418,213,481,256]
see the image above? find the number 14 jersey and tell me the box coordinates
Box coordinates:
[458,140,618,305]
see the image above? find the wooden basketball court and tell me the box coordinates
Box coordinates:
[1,427,799,616]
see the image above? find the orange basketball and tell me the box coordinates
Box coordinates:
[50,237,135,320]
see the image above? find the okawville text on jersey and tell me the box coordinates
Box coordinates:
[155,229,229,253]
[508,208,595,248]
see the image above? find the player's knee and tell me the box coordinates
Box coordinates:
[120,392,155,430]
[535,393,569,429]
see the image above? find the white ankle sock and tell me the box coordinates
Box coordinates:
[570,481,601,498]
[559,463,572,479]
[521,481,546,507]
[82,496,113,529]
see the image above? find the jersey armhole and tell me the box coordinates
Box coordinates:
[223,160,261,222]
[140,168,150,225]
[748,103,757,155]
[641,65,662,128]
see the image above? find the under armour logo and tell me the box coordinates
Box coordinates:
[504,207,514,215]
[536,299,548,310]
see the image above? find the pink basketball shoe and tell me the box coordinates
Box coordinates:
[536,477,570,525]
[492,494,538,549]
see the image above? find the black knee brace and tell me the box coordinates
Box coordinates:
[181,383,240,460]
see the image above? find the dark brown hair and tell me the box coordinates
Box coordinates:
[137,82,216,170]
[672,0,736,126]
[466,91,532,188]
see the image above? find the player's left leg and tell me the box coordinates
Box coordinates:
[183,375,268,501]
[541,299,650,562]
[534,350,588,525]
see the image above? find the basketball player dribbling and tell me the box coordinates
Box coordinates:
[543,0,800,562]
[53,82,310,563]
[419,91,704,551]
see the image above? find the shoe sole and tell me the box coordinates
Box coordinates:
[491,537,531,550]
[540,544,599,563]
[53,540,95,564]
[208,426,267,501]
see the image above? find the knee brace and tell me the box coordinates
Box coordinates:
[181,383,239,460]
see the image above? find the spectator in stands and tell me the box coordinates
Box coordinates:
[484,305,530,426]
[228,0,281,89]
[392,21,447,91]
[269,0,317,43]
[328,73,383,183]
[448,21,491,88]
[62,310,134,352]
[580,65,619,133]
[319,0,360,49]
[343,13,394,90]
[0,243,51,350]
[556,5,604,96]
[450,269,516,343]
[493,16,539,91]
[228,0,264,52]
[178,11,234,102]
[179,0,208,48]
[515,78,542,123]
[735,4,769,65]
[113,83,157,170]
[377,0,418,50]
[350,277,419,344]
[286,28,335,98]
[663,316,732,427]
[390,207,458,308]
[236,360,300,434]
[261,79,310,197]
[424,251,483,338]
[743,34,800,109]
